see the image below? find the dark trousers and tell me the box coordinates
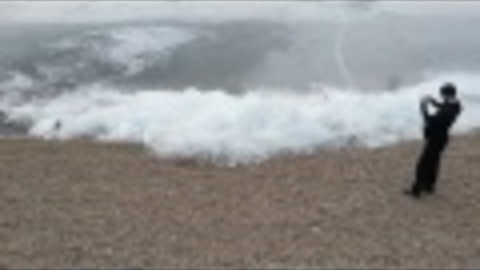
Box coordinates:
[412,137,448,195]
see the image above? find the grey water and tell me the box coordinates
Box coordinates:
[1,14,480,93]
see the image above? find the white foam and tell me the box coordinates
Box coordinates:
[50,26,201,76]
[3,72,480,165]
[107,26,200,75]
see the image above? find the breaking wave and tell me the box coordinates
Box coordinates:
[1,72,479,165]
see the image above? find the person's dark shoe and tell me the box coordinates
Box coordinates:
[404,189,421,199]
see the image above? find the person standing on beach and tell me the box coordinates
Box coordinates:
[405,83,462,198]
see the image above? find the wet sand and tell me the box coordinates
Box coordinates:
[1,135,479,269]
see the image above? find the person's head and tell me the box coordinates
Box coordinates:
[440,83,457,100]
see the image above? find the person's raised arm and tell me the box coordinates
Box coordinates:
[428,97,442,109]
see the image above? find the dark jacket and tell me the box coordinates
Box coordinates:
[421,98,462,141]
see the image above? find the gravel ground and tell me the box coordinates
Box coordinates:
[0,135,480,269]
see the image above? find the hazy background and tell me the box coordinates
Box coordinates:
[1,1,480,92]
[1,1,480,24]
